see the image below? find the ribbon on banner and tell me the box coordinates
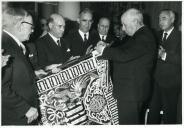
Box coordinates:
[36,52,119,125]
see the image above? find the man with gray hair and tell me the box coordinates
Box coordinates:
[2,7,39,125]
[95,8,157,124]
[147,9,181,124]
[65,8,96,57]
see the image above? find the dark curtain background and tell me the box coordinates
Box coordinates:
[5,1,181,40]
[80,1,181,31]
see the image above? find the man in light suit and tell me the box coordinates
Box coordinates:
[36,14,71,72]
[65,8,96,57]
[2,7,39,125]
[95,8,157,124]
[147,9,181,124]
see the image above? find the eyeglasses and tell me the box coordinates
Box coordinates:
[21,21,34,29]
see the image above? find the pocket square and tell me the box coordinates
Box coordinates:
[67,48,71,52]
[29,54,34,57]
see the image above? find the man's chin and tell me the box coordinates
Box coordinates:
[60,34,63,38]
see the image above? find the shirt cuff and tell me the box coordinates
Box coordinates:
[162,52,167,61]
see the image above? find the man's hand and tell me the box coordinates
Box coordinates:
[45,64,62,74]
[94,41,107,54]
[86,45,93,54]
[34,69,48,79]
[1,49,10,68]
[158,45,167,60]
[25,107,38,124]
[68,56,80,61]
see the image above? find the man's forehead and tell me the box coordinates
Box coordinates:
[55,17,65,24]
[80,13,92,19]
[121,16,129,23]
[160,12,170,17]
[100,19,109,24]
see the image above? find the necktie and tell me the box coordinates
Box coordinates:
[84,34,87,42]
[102,36,105,41]
[57,40,61,47]
[162,32,168,43]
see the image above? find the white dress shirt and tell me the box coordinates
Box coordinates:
[99,34,107,40]
[78,29,89,41]
[162,27,174,40]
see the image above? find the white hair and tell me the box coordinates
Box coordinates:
[3,7,29,29]
[160,9,175,21]
[122,8,144,26]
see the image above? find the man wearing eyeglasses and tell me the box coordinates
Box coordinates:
[36,14,71,73]
[65,8,96,57]
[2,7,39,125]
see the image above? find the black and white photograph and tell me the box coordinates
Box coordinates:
[1,0,182,126]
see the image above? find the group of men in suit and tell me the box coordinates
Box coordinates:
[1,6,181,125]
[35,8,115,73]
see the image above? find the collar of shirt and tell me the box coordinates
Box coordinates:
[163,27,174,39]
[48,33,60,45]
[78,29,89,41]
[99,34,107,40]
[3,29,26,54]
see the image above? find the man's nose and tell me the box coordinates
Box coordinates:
[61,27,65,31]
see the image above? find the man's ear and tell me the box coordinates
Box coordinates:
[171,17,175,24]
[77,18,80,24]
[97,23,100,29]
[48,22,53,30]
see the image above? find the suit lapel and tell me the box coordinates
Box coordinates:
[47,34,59,48]
[77,31,84,43]
[162,29,175,49]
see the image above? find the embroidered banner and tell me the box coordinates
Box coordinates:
[36,52,119,125]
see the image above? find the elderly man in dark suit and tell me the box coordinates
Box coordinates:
[36,14,71,72]
[95,8,157,124]
[147,9,181,124]
[93,17,115,45]
[65,8,96,57]
[2,7,39,125]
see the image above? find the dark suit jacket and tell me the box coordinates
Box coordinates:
[92,31,115,44]
[35,34,71,69]
[65,29,96,56]
[2,32,38,125]
[24,42,38,69]
[154,28,181,88]
[101,26,157,101]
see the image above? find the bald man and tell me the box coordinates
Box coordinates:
[36,14,71,71]
[95,8,157,124]
[147,9,181,124]
[93,17,115,45]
